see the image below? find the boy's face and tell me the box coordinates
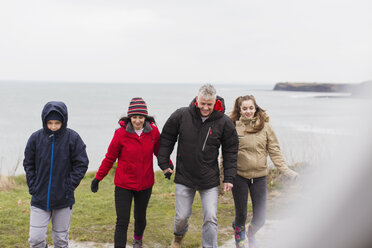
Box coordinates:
[47,120,62,132]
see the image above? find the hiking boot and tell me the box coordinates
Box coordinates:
[171,235,184,248]
[232,221,246,248]
[133,239,143,248]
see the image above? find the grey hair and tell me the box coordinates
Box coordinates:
[198,83,216,100]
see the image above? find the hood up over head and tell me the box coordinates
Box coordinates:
[41,101,68,134]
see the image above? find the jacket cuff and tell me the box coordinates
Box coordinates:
[283,169,298,179]
[159,163,171,171]
[95,174,104,181]
[223,176,233,184]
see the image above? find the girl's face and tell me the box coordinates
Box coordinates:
[130,115,145,130]
[240,99,256,119]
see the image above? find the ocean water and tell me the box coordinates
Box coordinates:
[0,82,369,176]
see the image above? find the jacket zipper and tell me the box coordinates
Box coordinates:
[202,127,211,151]
[47,132,55,211]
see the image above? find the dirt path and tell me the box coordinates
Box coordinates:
[53,181,301,248]
[220,179,302,248]
[219,219,283,248]
[63,219,284,248]
[50,240,114,248]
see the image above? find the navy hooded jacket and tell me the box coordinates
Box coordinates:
[23,101,89,211]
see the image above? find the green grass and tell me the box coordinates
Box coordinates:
[0,166,296,248]
[0,171,237,247]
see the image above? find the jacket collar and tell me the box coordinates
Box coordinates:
[237,114,269,133]
[125,121,153,134]
[240,115,258,125]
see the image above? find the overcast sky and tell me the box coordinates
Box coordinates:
[1,0,371,84]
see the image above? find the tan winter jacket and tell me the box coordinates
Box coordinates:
[236,114,296,179]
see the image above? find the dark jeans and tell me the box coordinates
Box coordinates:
[232,175,267,234]
[114,186,152,248]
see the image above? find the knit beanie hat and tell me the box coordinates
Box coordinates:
[45,111,63,122]
[127,97,148,117]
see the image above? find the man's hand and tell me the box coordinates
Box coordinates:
[223,182,233,192]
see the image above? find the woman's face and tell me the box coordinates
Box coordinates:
[130,115,145,130]
[240,99,256,118]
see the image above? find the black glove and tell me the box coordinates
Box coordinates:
[164,163,174,180]
[91,178,100,193]
[164,171,172,180]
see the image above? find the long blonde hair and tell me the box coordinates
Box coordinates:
[230,95,267,131]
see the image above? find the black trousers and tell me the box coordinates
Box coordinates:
[114,186,152,248]
[232,175,267,234]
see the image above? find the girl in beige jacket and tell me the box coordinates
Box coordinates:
[230,95,297,248]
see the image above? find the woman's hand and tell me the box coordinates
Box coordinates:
[91,178,100,193]
[163,168,174,180]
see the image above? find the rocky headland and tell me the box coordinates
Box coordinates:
[273,81,372,97]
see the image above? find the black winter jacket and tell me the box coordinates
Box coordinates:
[23,101,89,211]
[158,96,238,189]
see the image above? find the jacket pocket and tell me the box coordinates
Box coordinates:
[29,182,37,195]
[31,179,47,204]
[201,127,212,151]
[256,152,268,170]
[65,176,73,193]
[200,140,219,164]
[31,178,42,196]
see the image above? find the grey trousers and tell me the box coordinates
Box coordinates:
[174,183,219,248]
[29,205,73,248]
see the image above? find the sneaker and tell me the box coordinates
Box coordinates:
[133,239,142,248]
[232,222,246,248]
[171,235,184,248]
[247,224,259,248]
[248,236,259,248]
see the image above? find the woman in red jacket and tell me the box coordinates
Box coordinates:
[91,97,161,248]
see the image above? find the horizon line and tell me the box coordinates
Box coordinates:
[0,80,366,85]
[0,80,277,85]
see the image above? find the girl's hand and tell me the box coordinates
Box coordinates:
[289,170,299,181]
[223,182,233,191]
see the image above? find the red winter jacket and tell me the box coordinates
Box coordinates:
[95,121,160,191]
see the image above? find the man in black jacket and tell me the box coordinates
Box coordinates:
[158,84,238,248]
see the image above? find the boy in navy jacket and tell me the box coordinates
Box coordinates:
[23,101,89,248]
